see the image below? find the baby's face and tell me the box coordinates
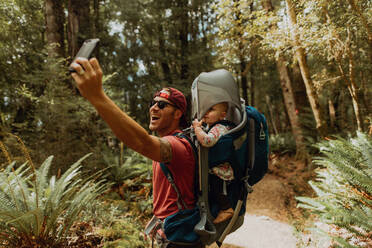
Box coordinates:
[203,103,227,125]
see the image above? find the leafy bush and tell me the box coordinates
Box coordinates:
[297,132,372,247]
[0,154,107,247]
[269,132,297,154]
[102,150,152,217]
[103,150,152,186]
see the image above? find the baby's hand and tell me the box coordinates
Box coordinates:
[192,119,202,129]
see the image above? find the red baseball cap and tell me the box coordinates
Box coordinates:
[154,87,188,128]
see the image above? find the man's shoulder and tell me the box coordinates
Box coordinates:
[165,132,195,160]
[165,132,192,148]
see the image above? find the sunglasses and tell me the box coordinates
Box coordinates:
[150,100,176,109]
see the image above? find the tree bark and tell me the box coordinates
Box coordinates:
[263,0,307,158]
[290,62,311,116]
[265,95,278,135]
[277,55,307,158]
[157,23,172,85]
[345,33,363,131]
[328,98,336,131]
[67,0,91,59]
[233,0,249,105]
[286,0,327,137]
[45,0,65,57]
[93,0,100,61]
[241,60,248,104]
[177,0,189,81]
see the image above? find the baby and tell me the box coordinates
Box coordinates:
[192,102,234,224]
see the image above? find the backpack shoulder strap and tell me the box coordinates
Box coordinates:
[241,118,255,194]
[159,162,188,210]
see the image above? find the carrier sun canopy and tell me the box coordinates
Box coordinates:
[191,69,243,125]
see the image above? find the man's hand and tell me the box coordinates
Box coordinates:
[70,57,104,102]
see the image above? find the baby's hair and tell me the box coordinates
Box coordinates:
[218,102,228,112]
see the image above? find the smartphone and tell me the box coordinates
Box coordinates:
[69,38,100,73]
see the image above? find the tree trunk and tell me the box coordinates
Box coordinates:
[233,0,249,105]
[290,62,311,116]
[93,0,100,61]
[265,95,278,135]
[263,0,307,158]
[286,0,327,137]
[157,23,172,85]
[338,90,347,132]
[241,60,248,104]
[322,5,364,132]
[250,50,256,106]
[67,0,91,59]
[360,72,371,115]
[345,34,363,131]
[277,55,307,158]
[45,0,65,57]
[328,98,336,131]
[177,0,189,82]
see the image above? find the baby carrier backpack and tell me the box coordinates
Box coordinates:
[189,69,269,246]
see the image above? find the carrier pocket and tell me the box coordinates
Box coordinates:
[162,207,200,244]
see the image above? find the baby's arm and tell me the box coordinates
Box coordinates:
[193,121,228,147]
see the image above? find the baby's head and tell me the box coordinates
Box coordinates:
[203,102,228,126]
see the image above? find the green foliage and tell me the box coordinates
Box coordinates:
[0,154,108,247]
[81,196,151,247]
[103,149,152,185]
[269,132,297,155]
[102,149,153,218]
[98,217,149,248]
[297,132,372,247]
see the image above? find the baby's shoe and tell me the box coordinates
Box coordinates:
[213,208,234,224]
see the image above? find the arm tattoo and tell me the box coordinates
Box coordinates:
[159,137,172,163]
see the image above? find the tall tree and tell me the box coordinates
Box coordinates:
[263,0,307,158]
[321,3,364,131]
[214,0,253,105]
[285,0,328,137]
[67,0,92,58]
[45,0,65,57]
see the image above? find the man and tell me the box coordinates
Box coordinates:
[70,58,202,247]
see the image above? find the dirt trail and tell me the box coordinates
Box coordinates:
[208,156,314,248]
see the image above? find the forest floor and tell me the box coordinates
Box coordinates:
[208,154,329,248]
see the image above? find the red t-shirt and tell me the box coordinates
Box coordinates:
[152,131,196,219]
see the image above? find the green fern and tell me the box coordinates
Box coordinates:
[0,154,108,247]
[297,132,372,247]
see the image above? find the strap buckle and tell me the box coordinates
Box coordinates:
[241,176,253,193]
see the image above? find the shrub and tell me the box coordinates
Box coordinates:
[0,154,107,247]
[269,132,297,155]
[296,132,372,247]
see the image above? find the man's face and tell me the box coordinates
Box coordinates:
[149,96,179,135]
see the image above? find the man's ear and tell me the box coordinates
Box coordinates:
[174,109,183,120]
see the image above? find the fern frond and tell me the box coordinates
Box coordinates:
[298,132,372,247]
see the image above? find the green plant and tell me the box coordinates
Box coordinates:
[103,150,152,215]
[103,150,151,185]
[269,132,297,155]
[296,132,372,247]
[98,218,149,248]
[0,154,107,247]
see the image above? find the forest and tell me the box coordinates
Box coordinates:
[0,0,371,247]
